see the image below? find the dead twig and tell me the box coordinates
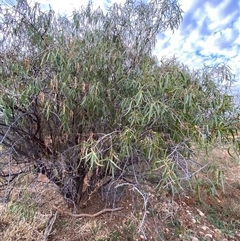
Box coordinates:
[43,211,58,241]
[52,205,123,218]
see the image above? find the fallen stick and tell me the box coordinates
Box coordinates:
[53,205,124,218]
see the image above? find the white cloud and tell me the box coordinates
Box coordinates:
[154,0,240,88]
[178,0,196,13]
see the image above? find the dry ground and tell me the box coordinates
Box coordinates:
[0,144,239,241]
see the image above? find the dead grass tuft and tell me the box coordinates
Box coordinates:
[0,203,56,241]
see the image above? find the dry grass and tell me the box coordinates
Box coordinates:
[0,203,56,241]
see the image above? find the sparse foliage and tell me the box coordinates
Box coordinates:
[0,0,239,211]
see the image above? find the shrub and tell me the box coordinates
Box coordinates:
[0,0,239,209]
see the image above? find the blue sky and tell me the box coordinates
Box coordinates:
[2,0,240,93]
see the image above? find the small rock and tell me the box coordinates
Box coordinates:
[205,233,213,240]
[186,209,191,214]
[191,237,199,241]
[201,225,208,231]
[191,218,196,224]
[196,208,205,217]
[165,228,169,233]
[140,235,146,240]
